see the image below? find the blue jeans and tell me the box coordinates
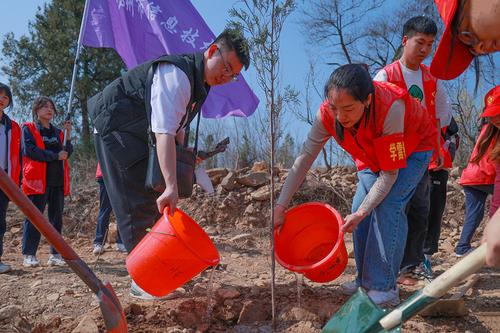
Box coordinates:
[94,178,122,245]
[352,150,432,291]
[22,186,64,256]
[455,186,490,255]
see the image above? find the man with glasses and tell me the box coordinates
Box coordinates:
[88,28,250,298]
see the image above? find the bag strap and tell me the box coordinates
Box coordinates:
[145,63,201,153]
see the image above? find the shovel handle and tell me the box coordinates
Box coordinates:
[423,243,485,298]
[379,243,486,330]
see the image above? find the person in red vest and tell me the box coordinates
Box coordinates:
[429,0,500,267]
[374,16,454,283]
[274,64,436,307]
[21,96,72,267]
[0,83,21,274]
[455,86,500,256]
[92,162,126,255]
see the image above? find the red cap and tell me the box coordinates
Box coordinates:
[430,0,474,80]
[481,86,500,118]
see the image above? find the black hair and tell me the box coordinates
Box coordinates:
[324,64,374,141]
[403,16,438,39]
[214,28,250,70]
[0,82,13,110]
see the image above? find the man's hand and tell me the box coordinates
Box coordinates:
[341,211,367,233]
[273,204,286,233]
[434,151,445,170]
[157,184,178,215]
[482,210,500,267]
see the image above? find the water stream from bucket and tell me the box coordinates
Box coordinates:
[203,265,217,323]
[294,273,303,307]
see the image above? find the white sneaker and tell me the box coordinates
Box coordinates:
[367,288,400,307]
[47,254,66,266]
[130,281,166,300]
[93,244,105,255]
[23,255,40,267]
[341,280,359,296]
[115,243,127,253]
[0,261,12,274]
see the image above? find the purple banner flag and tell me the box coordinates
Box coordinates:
[82,0,259,118]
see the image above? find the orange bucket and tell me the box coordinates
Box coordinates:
[126,208,220,297]
[274,202,348,283]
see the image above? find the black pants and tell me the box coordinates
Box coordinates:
[22,186,64,256]
[94,134,160,253]
[0,190,9,258]
[401,170,430,270]
[424,169,449,255]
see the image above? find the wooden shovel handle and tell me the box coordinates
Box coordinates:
[423,243,486,299]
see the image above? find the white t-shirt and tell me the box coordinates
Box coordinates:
[150,63,191,135]
[374,61,452,127]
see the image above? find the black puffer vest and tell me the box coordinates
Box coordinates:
[89,52,209,139]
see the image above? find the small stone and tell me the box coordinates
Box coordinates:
[46,293,60,302]
[229,233,253,242]
[237,300,269,324]
[216,287,241,300]
[0,305,21,321]
[71,315,98,333]
[30,280,42,289]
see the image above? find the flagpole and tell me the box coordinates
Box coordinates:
[64,0,91,146]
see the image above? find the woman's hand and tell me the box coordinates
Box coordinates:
[341,211,367,233]
[63,120,72,138]
[273,204,286,232]
[58,150,68,160]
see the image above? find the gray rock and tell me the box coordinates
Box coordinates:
[237,172,269,188]
[221,172,237,191]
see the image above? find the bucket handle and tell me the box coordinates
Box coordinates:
[145,227,176,237]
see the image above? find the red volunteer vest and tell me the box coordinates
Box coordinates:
[384,61,452,169]
[459,124,497,186]
[320,81,435,173]
[95,163,102,179]
[3,117,21,186]
[22,122,70,196]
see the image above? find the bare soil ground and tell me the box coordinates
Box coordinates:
[0,166,499,332]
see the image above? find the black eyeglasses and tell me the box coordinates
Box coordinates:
[217,48,239,81]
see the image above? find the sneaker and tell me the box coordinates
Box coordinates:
[340,280,359,296]
[130,281,166,300]
[115,243,127,253]
[421,258,433,279]
[93,244,105,255]
[0,261,12,274]
[23,255,40,267]
[367,288,400,307]
[455,248,474,258]
[47,254,66,266]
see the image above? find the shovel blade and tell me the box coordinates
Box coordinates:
[98,281,128,333]
[322,288,400,333]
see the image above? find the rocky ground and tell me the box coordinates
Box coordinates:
[0,163,499,332]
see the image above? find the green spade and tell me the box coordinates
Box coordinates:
[323,244,486,333]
